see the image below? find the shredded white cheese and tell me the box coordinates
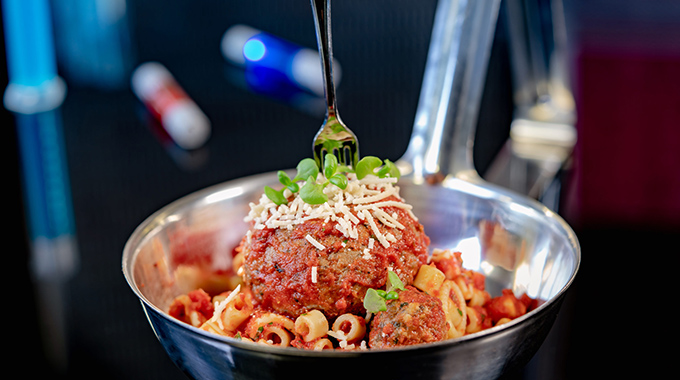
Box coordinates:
[210,284,241,330]
[305,234,326,250]
[244,173,415,250]
[327,329,347,341]
[351,186,397,204]
[362,209,390,248]
[311,266,318,283]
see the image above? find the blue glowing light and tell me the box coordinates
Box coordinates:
[243,38,266,61]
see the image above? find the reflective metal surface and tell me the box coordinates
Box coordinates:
[485,0,577,207]
[399,0,501,183]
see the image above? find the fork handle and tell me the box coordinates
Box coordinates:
[310,0,338,117]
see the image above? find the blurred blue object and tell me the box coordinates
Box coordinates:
[13,108,77,373]
[224,65,325,117]
[50,0,133,90]
[222,24,341,97]
[2,0,78,279]
[16,110,79,280]
[2,0,66,113]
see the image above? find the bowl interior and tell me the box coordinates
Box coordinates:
[123,171,580,346]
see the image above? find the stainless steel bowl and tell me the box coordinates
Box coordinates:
[122,171,579,380]
[123,0,580,378]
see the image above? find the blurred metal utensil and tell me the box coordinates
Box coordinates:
[484,0,576,210]
[310,0,359,170]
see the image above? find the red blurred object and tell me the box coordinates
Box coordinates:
[563,10,680,230]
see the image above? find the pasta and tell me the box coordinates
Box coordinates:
[295,310,329,342]
[167,158,538,350]
[330,313,366,344]
[217,292,253,332]
[413,263,446,294]
[246,313,296,347]
[200,319,229,336]
[310,338,334,350]
[168,289,213,328]
[439,279,468,339]
[169,248,537,350]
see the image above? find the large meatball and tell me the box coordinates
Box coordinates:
[241,195,430,319]
[368,286,447,348]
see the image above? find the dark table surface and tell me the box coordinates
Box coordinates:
[7,0,677,379]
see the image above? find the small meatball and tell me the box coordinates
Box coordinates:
[242,198,430,319]
[368,286,447,348]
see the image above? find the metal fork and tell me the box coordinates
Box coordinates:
[310,0,359,170]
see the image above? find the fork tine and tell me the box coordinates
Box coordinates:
[314,139,358,171]
[340,145,352,167]
[313,145,325,169]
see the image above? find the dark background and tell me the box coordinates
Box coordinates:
[5,0,678,379]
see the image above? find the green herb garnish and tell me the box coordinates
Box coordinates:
[323,154,349,190]
[328,173,348,190]
[386,270,405,292]
[355,156,383,180]
[323,154,339,179]
[264,185,288,206]
[356,156,401,180]
[264,155,400,205]
[299,175,329,204]
[363,270,405,313]
[364,288,388,313]
[377,159,400,179]
[278,170,299,193]
[292,158,319,183]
